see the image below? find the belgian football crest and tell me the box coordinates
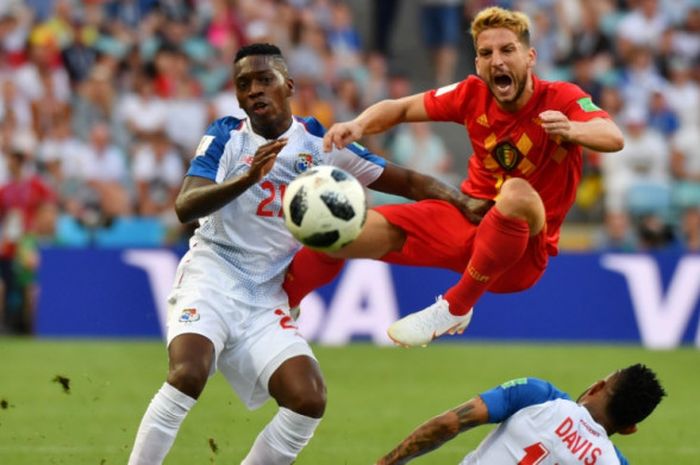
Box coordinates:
[294,153,315,174]
[494,141,522,171]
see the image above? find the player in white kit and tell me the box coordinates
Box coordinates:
[127,43,484,465]
[376,364,665,465]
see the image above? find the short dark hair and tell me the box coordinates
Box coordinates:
[608,364,666,428]
[234,43,284,63]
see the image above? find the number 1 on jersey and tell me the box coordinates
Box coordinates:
[518,442,549,465]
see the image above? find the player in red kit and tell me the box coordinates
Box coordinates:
[283,6,624,347]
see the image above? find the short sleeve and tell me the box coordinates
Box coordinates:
[332,141,386,186]
[555,82,610,122]
[423,77,476,124]
[479,377,571,423]
[187,116,242,181]
[296,116,386,186]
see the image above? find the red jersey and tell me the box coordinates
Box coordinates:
[0,175,56,257]
[423,74,610,255]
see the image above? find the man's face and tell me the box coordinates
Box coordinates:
[475,28,535,108]
[233,55,293,127]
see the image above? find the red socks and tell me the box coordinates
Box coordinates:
[444,208,530,315]
[283,247,345,308]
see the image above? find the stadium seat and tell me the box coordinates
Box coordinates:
[672,182,700,210]
[94,217,166,248]
[55,215,91,247]
[625,182,672,219]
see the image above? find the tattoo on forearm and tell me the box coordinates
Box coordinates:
[380,414,460,465]
[455,402,481,432]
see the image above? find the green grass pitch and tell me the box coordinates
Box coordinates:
[0,339,698,464]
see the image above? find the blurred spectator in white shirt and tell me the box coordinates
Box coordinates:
[388,122,458,187]
[617,0,669,57]
[602,106,670,215]
[670,124,700,210]
[618,46,666,119]
[72,64,126,145]
[116,69,168,143]
[663,58,700,128]
[82,123,131,219]
[163,51,207,154]
[0,78,32,133]
[132,130,183,219]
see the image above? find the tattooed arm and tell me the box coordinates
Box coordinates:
[376,396,490,465]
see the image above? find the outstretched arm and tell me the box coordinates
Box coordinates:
[539,112,624,153]
[376,396,489,465]
[323,93,429,151]
[369,162,493,224]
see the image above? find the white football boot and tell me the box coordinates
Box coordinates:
[387,296,472,347]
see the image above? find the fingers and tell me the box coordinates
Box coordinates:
[250,139,287,180]
[538,110,564,122]
[322,123,360,152]
[253,139,287,163]
[323,127,350,152]
[322,132,334,152]
[257,138,287,155]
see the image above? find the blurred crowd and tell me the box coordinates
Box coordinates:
[0,0,699,332]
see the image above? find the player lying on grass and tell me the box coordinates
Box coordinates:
[283,6,624,347]
[376,363,665,465]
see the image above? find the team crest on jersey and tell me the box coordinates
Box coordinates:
[494,141,522,171]
[179,308,200,323]
[294,153,315,173]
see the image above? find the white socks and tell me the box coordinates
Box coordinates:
[127,385,320,465]
[241,407,322,465]
[127,383,196,465]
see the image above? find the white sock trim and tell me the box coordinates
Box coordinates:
[161,382,197,410]
[240,407,322,465]
[266,407,322,453]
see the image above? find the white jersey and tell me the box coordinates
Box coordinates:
[184,115,385,308]
[461,378,629,465]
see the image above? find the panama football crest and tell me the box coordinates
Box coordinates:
[494,141,522,171]
[294,153,315,174]
[179,308,200,323]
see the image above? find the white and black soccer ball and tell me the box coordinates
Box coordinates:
[283,166,367,252]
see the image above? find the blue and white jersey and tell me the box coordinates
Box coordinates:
[184,115,385,308]
[460,378,629,465]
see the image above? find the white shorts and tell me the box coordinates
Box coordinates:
[166,248,315,410]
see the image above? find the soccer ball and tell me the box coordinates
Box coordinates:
[283,165,367,252]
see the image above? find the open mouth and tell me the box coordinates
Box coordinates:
[493,74,513,93]
[251,101,268,112]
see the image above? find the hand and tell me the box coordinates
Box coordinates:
[248,139,287,182]
[539,110,578,141]
[323,120,364,152]
[457,195,494,224]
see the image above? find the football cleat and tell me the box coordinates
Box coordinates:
[387,296,472,347]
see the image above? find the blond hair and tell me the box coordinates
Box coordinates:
[470,7,531,46]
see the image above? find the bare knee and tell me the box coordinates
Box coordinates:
[269,356,327,418]
[281,382,327,418]
[167,361,209,399]
[496,178,545,231]
[166,334,213,399]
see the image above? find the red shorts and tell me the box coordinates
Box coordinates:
[374,200,549,293]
